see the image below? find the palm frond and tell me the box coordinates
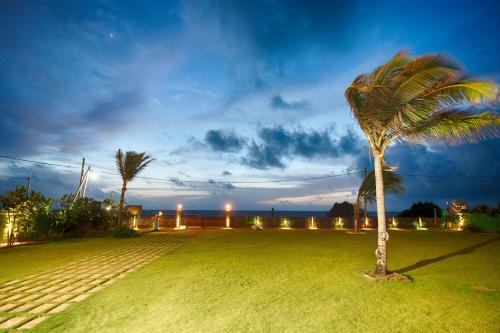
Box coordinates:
[403,110,500,144]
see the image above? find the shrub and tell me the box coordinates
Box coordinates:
[467,224,483,233]
[113,225,139,238]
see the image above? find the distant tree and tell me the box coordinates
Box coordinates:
[327,201,357,218]
[399,201,441,217]
[471,204,499,216]
[115,149,154,225]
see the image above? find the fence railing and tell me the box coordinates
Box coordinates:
[134,215,448,229]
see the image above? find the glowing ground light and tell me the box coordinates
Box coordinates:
[224,204,232,229]
[364,217,371,228]
[308,217,318,229]
[281,217,291,229]
[175,204,184,229]
[416,217,427,230]
[391,217,398,229]
[254,216,263,228]
[335,217,344,229]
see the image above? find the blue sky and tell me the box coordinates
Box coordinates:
[0,0,499,211]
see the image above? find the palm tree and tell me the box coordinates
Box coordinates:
[345,51,499,276]
[353,168,404,233]
[115,149,154,225]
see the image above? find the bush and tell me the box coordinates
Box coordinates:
[113,225,139,238]
[467,224,483,233]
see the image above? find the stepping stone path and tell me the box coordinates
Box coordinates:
[0,231,194,331]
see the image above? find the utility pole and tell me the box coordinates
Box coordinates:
[26,176,31,197]
[79,158,86,194]
[82,166,91,199]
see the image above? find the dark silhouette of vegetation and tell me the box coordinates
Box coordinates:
[327,201,360,218]
[399,201,441,217]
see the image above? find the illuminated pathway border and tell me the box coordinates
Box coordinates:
[0,231,195,330]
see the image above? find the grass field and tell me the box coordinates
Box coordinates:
[2,229,499,332]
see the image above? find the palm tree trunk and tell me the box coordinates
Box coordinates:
[353,197,360,232]
[373,150,388,276]
[118,182,127,226]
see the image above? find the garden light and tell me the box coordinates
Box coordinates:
[224,203,232,229]
[308,217,318,230]
[281,217,291,229]
[175,204,183,229]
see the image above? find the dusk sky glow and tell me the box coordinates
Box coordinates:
[1,0,499,211]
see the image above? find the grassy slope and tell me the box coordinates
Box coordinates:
[12,230,500,332]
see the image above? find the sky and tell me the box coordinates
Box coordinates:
[0,0,499,211]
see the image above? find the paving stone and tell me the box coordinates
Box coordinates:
[102,279,116,286]
[88,285,104,293]
[70,293,90,302]
[43,285,62,293]
[17,294,42,302]
[18,316,47,329]
[57,286,76,293]
[53,294,75,302]
[4,279,21,286]
[72,286,91,293]
[10,303,37,313]
[24,286,44,293]
[4,294,25,302]
[30,303,56,314]
[0,316,26,329]
[0,303,19,312]
[0,286,17,293]
[88,279,105,285]
[10,286,31,293]
[36,294,58,302]
[48,303,71,314]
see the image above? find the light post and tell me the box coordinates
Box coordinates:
[175,204,183,229]
[225,204,232,229]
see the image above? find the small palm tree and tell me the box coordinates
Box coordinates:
[353,168,404,233]
[115,149,154,225]
[345,51,499,276]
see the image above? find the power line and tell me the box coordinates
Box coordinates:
[1,154,499,183]
[0,155,80,169]
[0,155,362,184]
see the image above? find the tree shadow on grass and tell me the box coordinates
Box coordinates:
[394,237,500,273]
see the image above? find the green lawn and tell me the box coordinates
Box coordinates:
[3,229,499,332]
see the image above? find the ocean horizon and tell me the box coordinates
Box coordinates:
[141,209,394,217]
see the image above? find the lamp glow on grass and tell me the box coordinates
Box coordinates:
[280,217,291,229]
[308,217,318,230]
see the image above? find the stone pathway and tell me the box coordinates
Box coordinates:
[0,231,195,331]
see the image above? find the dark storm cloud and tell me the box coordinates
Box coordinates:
[242,127,363,169]
[169,177,186,187]
[353,140,500,209]
[221,170,232,176]
[208,179,235,190]
[205,129,246,152]
[270,94,309,111]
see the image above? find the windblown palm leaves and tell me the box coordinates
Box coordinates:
[346,52,499,151]
[353,168,404,232]
[345,51,499,276]
[115,149,154,225]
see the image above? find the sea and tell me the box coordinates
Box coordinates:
[142,209,388,217]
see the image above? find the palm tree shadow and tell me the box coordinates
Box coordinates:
[394,237,500,273]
